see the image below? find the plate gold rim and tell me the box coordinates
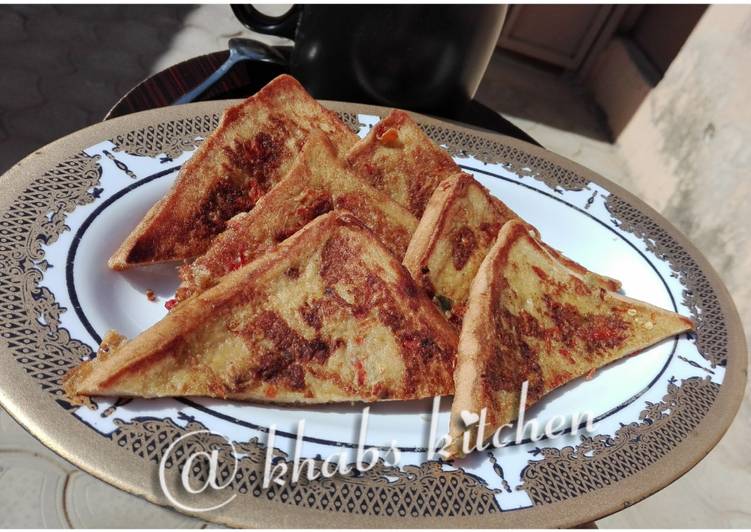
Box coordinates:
[0,99,745,528]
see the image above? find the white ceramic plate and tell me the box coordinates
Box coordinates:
[0,101,744,528]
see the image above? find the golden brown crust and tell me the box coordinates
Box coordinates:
[177,132,418,302]
[63,330,127,405]
[404,173,622,327]
[402,176,456,288]
[538,241,622,292]
[67,211,457,405]
[109,75,357,270]
[448,219,693,457]
[346,109,461,217]
[404,173,517,325]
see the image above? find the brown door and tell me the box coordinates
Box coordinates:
[498,5,616,70]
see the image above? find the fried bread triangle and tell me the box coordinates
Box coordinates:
[346,109,461,217]
[109,75,357,270]
[404,173,622,326]
[176,131,418,302]
[65,211,457,404]
[448,219,693,457]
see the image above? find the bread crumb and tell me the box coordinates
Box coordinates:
[146,289,156,302]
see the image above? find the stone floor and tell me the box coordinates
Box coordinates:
[0,4,289,175]
[1,4,748,528]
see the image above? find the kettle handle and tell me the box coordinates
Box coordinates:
[231,4,302,40]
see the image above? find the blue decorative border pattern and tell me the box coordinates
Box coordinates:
[0,110,729,518]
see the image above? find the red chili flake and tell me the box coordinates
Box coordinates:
[549,373,569,389]
[355,359,367,387]
[531,266,549,281]
[584,368,597,380]
[247,180,264,206]
[376,127,401,147]
[164,298,178,311]
[145,289,156,302]
[559,348,575,365]
[587,326,616,344]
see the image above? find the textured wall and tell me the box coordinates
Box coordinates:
[601,6,751,528]
[618,5,751,345]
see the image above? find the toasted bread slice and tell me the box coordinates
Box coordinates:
[404,173,622,325]
[448,219,693,457]
[65,211,457,404]
[346,109,461,217]
[109,75,357,270]
[404,172,519,323]
[176,131,418,302]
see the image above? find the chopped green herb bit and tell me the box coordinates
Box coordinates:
[436,294,453,311]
